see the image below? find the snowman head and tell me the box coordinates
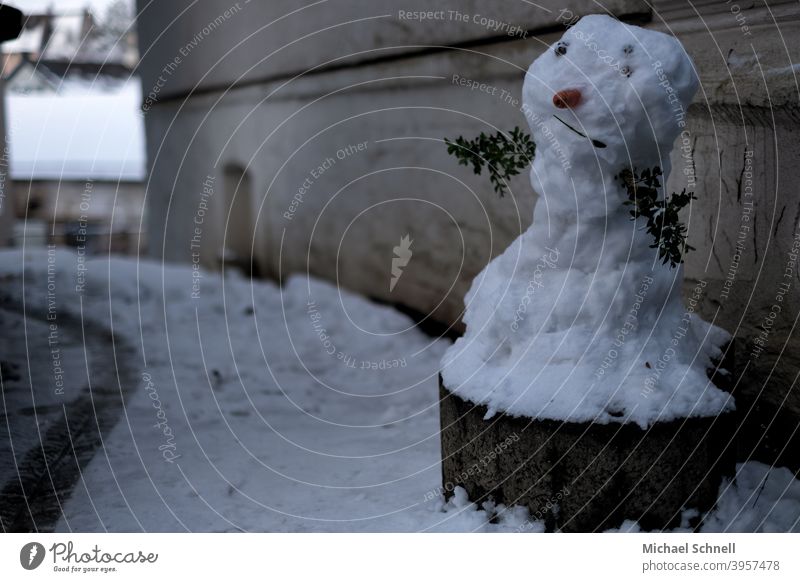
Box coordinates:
[522,15,698,167]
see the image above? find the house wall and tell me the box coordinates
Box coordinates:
[136,0,648,315]
[11,179,146,253]
[13,178,144,222]
[136,0,800,468]
[655,1,800,470]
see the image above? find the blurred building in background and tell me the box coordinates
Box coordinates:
[2,0,144,253]
[0,3,23,247]
[1,3,137,75]
[135,0,799,470]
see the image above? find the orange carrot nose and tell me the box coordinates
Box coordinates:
[553,89,582,109]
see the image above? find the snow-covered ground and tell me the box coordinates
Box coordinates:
[0,249,797,532]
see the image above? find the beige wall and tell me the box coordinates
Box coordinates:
[136,0,800,468]
[657,1,800,469]
[138,0,646,317]
[135,0,648,100]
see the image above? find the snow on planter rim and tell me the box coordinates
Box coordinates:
[441,15,734,429]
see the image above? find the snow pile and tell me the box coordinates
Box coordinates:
[0,249,796,532]
[428,461,800,533]
[442,15,733,427]
[437,463,800,533]
[703,462,800,533]
[421,487,541,533]
[0,249,450,531]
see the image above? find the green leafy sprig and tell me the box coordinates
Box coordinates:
[616,166,696,268]
[444,128,696,268]
[444,127,536,197]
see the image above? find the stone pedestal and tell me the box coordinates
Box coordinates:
[439,377,736,532]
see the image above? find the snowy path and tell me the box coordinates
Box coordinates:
[1,249,498,531]
[0,300,137,531]
[1,250,798,532]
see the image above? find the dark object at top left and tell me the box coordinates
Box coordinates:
[0,4,24,43]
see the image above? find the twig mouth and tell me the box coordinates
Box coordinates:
[553,115,607,148]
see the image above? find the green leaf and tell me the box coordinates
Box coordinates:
[618,166,696,268]
[445,128,695,269]
[444,127,536,197]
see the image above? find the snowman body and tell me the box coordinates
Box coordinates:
[442,15,732,428]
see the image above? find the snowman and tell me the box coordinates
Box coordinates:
[441,15,733,428]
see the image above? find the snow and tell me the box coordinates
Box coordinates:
[5,79,145,181]
[703,462,800,533]
[442,15,733,428]
[606,463,800,533]
[0,248,796,532]
[0,248,455,531]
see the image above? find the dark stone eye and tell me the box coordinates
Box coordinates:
[621,65,632,77]
[623,44,633,55]
[554,41,569,56]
